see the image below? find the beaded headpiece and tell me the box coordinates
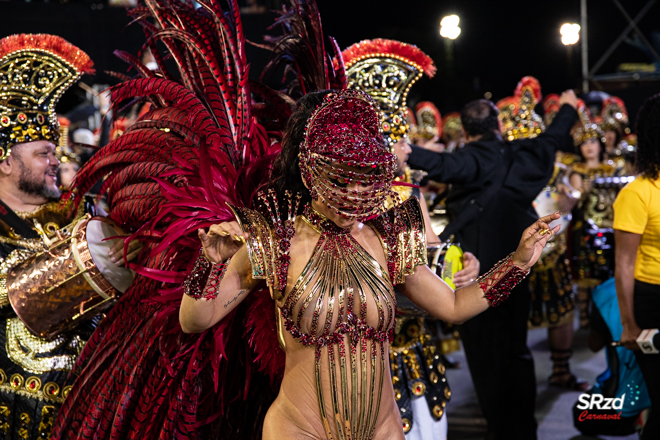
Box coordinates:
[414,101,442,141]
[501,76,545,141]
[341,39,436,146]
[600,96,628,132]
[574,99,604,146]
[299,89,396,220]
[441,112,462,142]
[496,96,517,137]
[405,107,418,140]
[543,94,561,126]
[55,115,81,166]
[0,34,93,161]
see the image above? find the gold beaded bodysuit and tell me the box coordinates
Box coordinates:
[230,196,426,440]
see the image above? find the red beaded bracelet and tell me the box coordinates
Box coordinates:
[477,253,529,307]
[183,251,230,300]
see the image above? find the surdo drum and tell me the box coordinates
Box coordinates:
[7,215,134,339]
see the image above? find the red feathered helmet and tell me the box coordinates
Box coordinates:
[600,96,628,132]
[574,99,604,146]
[442,112,462,142]
[496,95,517,135]
[0,34,94,161]
[543,94,561,126]
[341,38,436,147]
[415,101,442,141]
[502,76,545,141]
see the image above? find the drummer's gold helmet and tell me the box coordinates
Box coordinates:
[340,38,436,149]
[0,34,94,161]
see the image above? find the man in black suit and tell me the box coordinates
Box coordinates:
[407,90,578,439]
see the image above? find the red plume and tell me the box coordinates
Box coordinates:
[577,99,594,121]
[543,94,561,113]
[0,34,94,74]
[602,96,628,118]
[514,76,541,102]
[496,96,517,112]
[340,38,436,77]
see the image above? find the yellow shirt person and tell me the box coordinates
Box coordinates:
[613,177,660,285]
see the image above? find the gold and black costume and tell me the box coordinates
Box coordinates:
[388,172,452,434]
[529,169,575,328]
[0,200,98,439]
[571,163,618,284]
[0,34,95,438]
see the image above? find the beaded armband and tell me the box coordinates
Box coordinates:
[477,253,529,307]
[183,251,230,300]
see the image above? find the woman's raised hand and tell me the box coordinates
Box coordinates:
[198,222,246,263]
[512,213,562,271]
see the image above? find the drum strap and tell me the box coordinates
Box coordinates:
[439,145,514,242]
[0,198,40,239]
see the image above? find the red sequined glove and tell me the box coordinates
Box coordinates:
[477,253,529,307]
[183,251,230,300]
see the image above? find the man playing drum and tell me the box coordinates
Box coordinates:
[0,34,139,439]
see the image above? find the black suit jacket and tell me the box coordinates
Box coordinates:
[407,104,578,272]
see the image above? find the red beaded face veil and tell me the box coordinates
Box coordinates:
[299,90,397,221]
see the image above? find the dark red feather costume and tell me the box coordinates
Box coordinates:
[51,1,343,439]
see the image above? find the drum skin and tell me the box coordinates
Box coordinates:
[6,216,122,340]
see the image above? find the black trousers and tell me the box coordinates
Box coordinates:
[633,280,660,440]
[458,278,538,440]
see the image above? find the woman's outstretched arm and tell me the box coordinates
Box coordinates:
[398,213,561,324]
[180,222,259,333]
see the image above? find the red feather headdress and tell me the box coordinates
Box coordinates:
[514,76,542,103]
[502,76,545,140]
[340,38,436,77]
[0,33,94,74]
[543,93,561,125]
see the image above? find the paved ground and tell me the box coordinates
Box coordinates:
[444,319,641,440]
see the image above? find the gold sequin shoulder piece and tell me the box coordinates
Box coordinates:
[369,196,427,285]
[227,203,275,285]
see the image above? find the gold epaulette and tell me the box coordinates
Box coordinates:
[227,204,278,290]
[370,197,427,284]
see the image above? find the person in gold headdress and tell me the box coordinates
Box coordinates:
[54,116,82,190]
[341,38,480,440]
[526,91,587,391]
[570,100,619,328]
[600,96,632,168]
[412,102,444,153]
[0,34,138,439]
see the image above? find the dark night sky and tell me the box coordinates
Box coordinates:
[1,0,659,120]
[313,0,660,116]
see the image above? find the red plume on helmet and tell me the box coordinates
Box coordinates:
[339,38,436,77]
[543,94,561,113]
[0,34,94,74]
[543,94,561,125]
[514,76,542,103]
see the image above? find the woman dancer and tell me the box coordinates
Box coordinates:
[180,89,560,440]
[570,104,617,327]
